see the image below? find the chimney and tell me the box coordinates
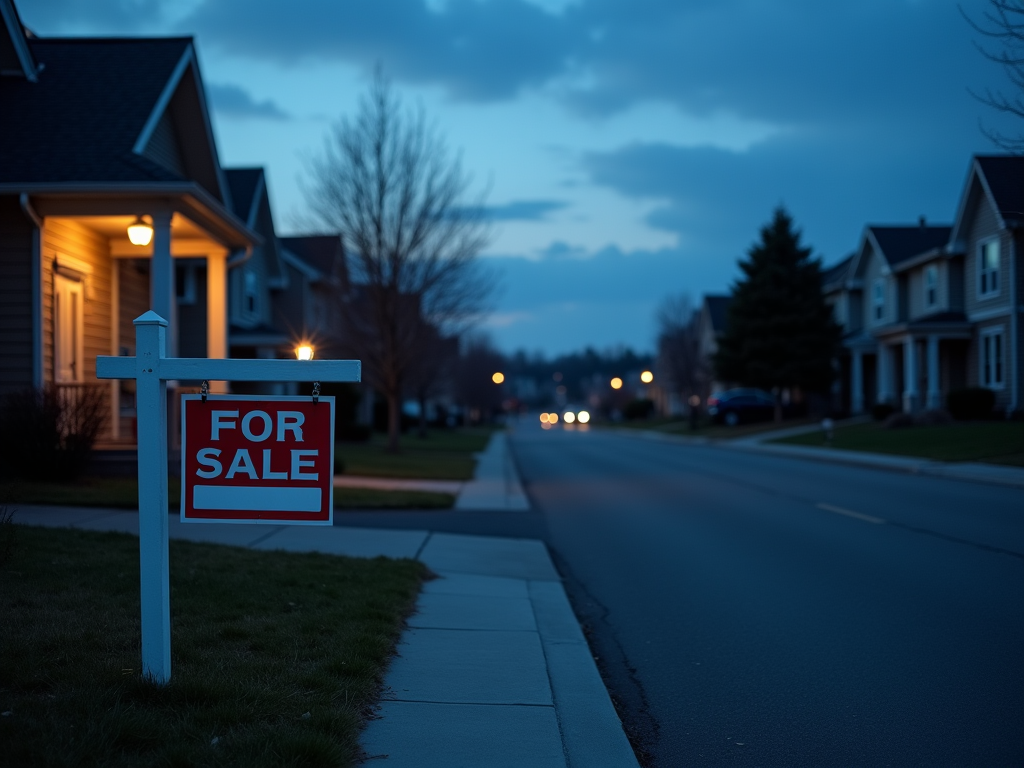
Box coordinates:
[919,215,927,229]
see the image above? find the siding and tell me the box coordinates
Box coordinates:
[963,186,1011,318]
[143,108,187,177]
[42,218,115,438]
[907,260,948,320]
[0,196,34,394]
[862,245,892,329]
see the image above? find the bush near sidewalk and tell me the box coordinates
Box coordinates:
[0,525,426,767]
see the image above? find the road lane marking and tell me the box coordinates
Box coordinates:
[817,503,885,525]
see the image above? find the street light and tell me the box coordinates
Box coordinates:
[610,377,623,390]
[577,410,591,424]
[295,344,314,361]
[564,411,576,424]
[127,216,153,246]
[640,370,654,384]
[492,371,505,384]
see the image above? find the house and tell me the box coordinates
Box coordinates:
[0,0,260,447]
[697,294,731,395]
[826,154,1023,416]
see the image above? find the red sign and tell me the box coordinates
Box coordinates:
[181,394,335,525]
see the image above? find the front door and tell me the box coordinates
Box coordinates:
[54,273,85,383]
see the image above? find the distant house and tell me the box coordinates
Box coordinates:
[697,294,731,395]
[0,0,258,446]
[824,154,1023,415]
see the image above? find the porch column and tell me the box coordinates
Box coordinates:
[149,211,175,357]
[851,349,865,414]
[206,250,229,394]
[903,336,919,413]
[926,335,941,410]
[877,344,893,405]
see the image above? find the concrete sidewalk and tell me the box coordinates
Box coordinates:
[455,431,530,511]
[333,475,465,495]
[13,505,637,768]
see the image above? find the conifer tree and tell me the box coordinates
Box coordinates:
[713,208,841,405]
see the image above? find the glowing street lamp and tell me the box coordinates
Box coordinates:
[640,370,654,384]
[548,412,559,424]
[539,413,550,423]
[295,344,314,361]
[127,216,154,246]
[610,377,623,390]
[492,371,505,384]
[564,411,576,424]
[577,410,591,424]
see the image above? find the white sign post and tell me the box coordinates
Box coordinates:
[96,311,360,684]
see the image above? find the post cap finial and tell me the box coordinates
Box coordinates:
[134,310,169,327]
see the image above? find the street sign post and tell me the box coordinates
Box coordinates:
[181,395,335,525]
[96,311,360,684]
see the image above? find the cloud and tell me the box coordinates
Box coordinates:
[207,83,289,120]
[463,199,569,221]
[182,0,580,100]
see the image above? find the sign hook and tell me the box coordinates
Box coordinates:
[312,381,320,405]
[201,380,209,403]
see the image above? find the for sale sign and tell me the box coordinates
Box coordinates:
[181,394,335,525]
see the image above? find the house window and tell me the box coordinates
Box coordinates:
[872,279,885,322]
[978,239,1000,298]
[54,274,85,383]
[243,269,258,315]
[980,327,1004,389]
[925,266,937,309]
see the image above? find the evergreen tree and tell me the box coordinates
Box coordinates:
[713,208,841,400]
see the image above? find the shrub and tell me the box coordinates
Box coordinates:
[0,385,106,481]
[623,398,655,420]
[947,387,996,421]
[884,412,915,429]
[872,402,897,421]
[915,409,953,426]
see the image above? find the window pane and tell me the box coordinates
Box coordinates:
[983,336,991,385]
[995,334,1003,384]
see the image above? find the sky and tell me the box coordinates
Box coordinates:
[20,0,1020,357]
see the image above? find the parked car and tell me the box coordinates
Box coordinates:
[707,389,777,426]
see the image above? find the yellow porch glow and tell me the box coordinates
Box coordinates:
[295,344,314,361]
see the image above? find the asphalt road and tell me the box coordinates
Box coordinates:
[508,420,1024,767]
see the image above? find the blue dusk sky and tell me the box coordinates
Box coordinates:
[20,0,1019,357]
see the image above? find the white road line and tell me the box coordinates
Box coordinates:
[817,503,886,525]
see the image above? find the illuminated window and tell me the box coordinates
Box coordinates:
[978,239,1000,298]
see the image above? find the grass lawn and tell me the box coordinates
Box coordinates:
[772,420,1024,466]
[335,427,496,480]
[610,416,820,441]
[1,478,455,510]
[0,524,426,767]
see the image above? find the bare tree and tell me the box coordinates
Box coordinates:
[655,294,707,407]
[304,71,494,451]
[963,0,1024,152]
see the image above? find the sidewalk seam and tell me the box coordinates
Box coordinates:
[414,531,433,561]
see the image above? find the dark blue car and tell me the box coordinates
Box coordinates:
[706,388,777,426]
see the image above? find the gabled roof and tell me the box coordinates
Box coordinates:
[280,236,345,283]
[821,254,853,291]
[702,295,731,333]
[0,35,227,203]
[951,155,1024,240]
[224,168,263,226]
[868,226,952,268]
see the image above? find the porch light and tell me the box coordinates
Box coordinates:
[641,370,654,384]
[295,344,314,361]
[492,372,505,384]
[610,377,623,390]
[127,216,153,246]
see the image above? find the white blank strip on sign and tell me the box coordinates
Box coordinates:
[194,486,322,512]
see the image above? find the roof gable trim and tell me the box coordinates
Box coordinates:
[950,158,1006,244]
[132,45,192,156]
[0,0,37,81]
